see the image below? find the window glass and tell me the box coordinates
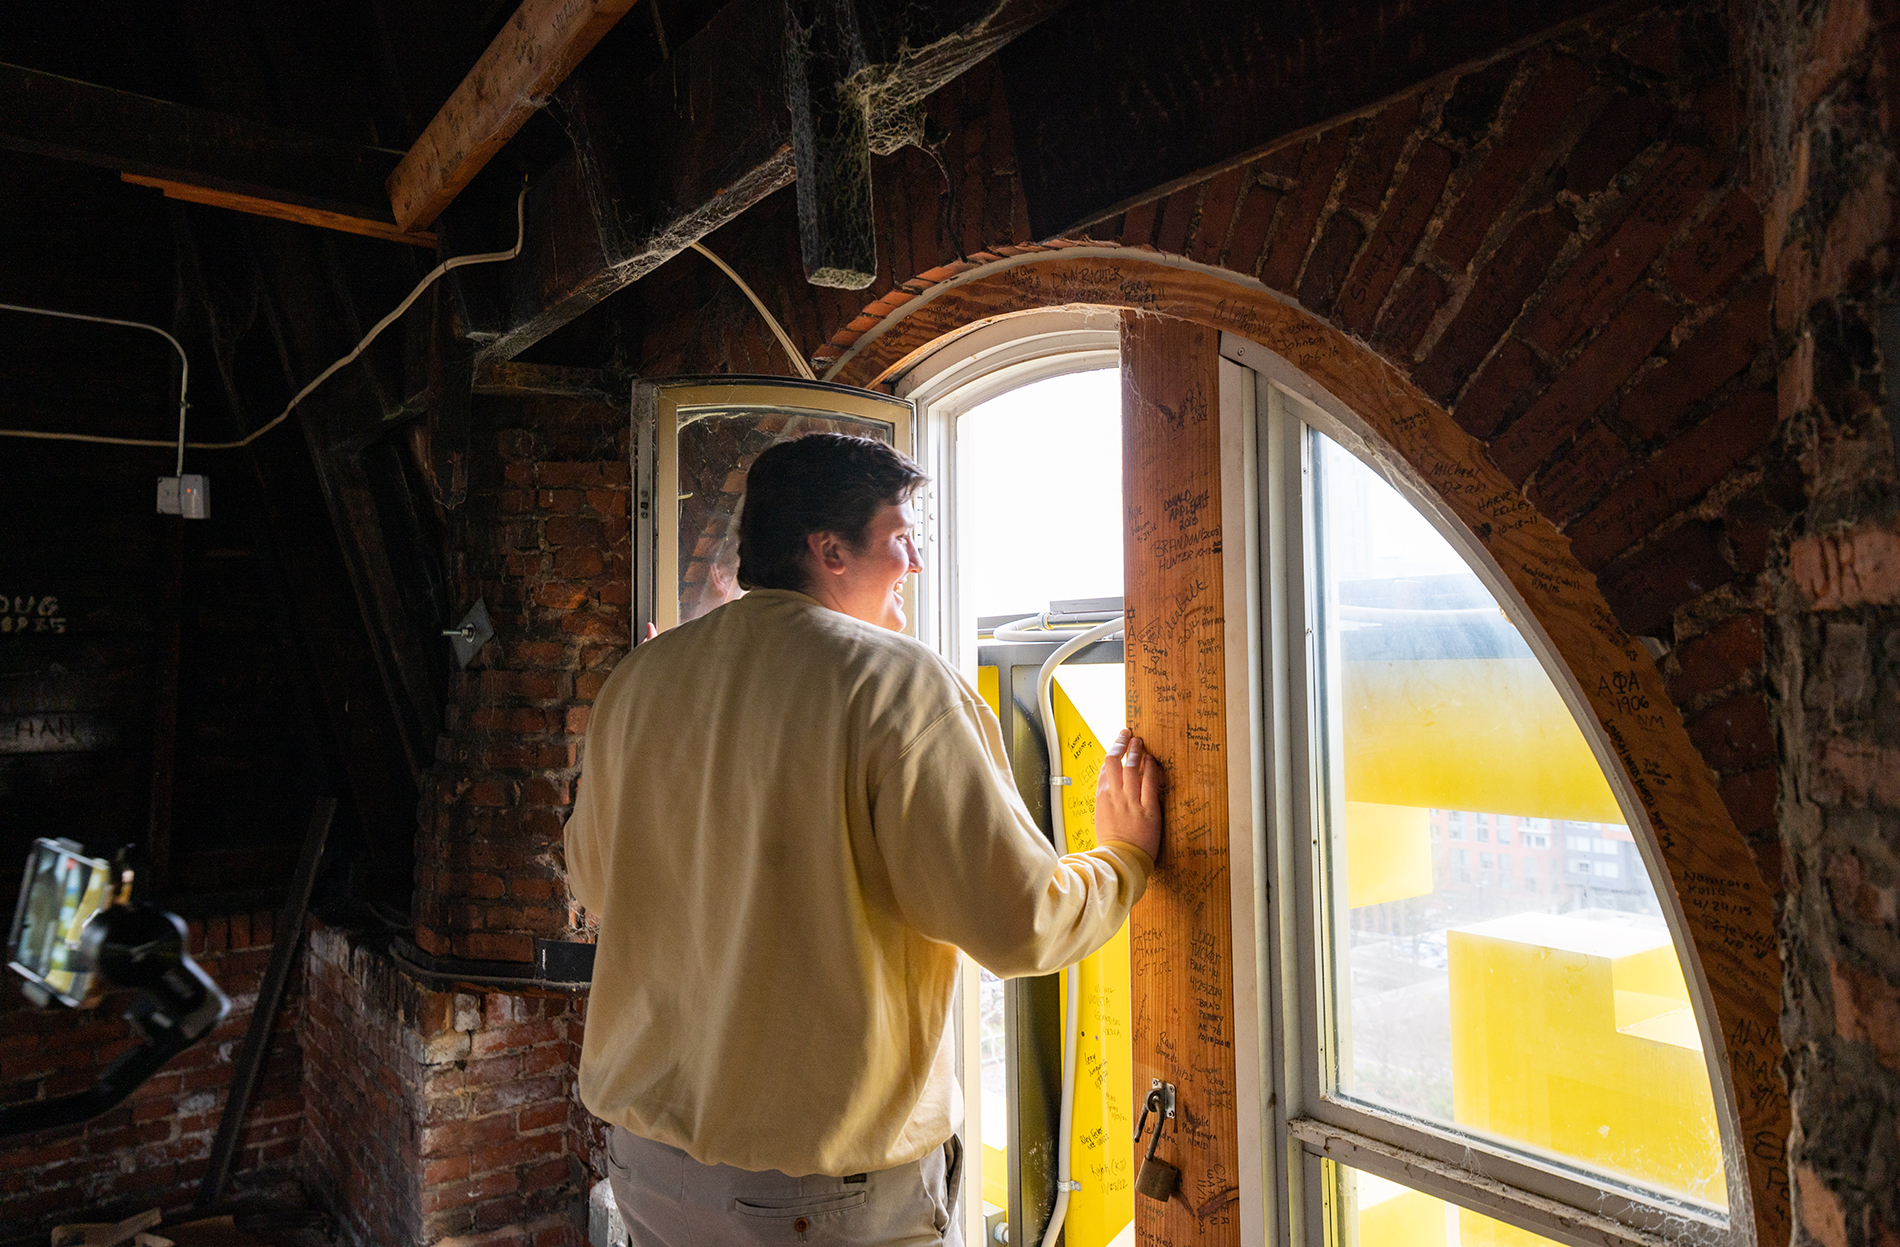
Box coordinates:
[675,409,895,623]
[957,366,1129,1247]
[1333,1161,1573,1247]
[1308,429,1725,1209]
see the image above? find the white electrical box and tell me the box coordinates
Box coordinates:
[157,474,209,519]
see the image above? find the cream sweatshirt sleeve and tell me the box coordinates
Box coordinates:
[870,695,1152,979]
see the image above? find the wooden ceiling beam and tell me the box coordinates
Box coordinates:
[465,0,1067,361]
[0,63,435,246]
[385,0,643,234]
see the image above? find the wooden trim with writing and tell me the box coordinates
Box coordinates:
[833,251,1789,1247]
[1123,313,1243,1247]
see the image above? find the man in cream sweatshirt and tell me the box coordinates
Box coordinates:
[565,433,1163,1246]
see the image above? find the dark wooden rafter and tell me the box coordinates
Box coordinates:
[785,0,880,289]
[466,0,1068,360]
[0,63,436,247]
[386,0,643,233]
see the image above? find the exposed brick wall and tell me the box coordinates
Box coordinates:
[301,922,587,1247]
[0,911,302,1241]
[1749,0,1900,1242]
[414,394,631,963]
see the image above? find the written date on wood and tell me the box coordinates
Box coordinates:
[1,594,67,634]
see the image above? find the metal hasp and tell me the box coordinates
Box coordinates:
[1133,1080,1180,1201]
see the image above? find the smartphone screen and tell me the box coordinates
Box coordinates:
[7,839,114,1006]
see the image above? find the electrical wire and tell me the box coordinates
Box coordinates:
[994,611,1129,1247]
[690,240,817,382]
[0,183,529,455]
[0,305,191,472]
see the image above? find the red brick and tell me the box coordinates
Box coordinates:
[472,1129,564,1177]
[1523,145,1717,353]
[1597,520,1736,635]
[1336,141,1455,334]
[1671,614,1766,703]
[1527,422,1633,522]
[1416,206,1576,402]
[501,489,535,516]
[1435,57,1593,269]
[518,1101,569,1133]
[543,517,602,547]
[1260,125,1353,292]
[509,640,568,668]
[460,932,535,963]
[1186,165,1247,265]
[1686,690,1774,772]
[1570,389,1780,568]
[1340,96,1421,215]
[1373,268,1448,359]
[1790,520,1900,608]
[1564,91,1672,197]
[1491,288,1679,482]
[1153,188,1196,256]
[1665,190,1764,303]
[1119,199,1159,248]
[421,1112,522,1159]
[1223,178,1282,275]
[533,582,590,610]
[1297,213,1367,316]
[1620,279,1773,439]
[1454,336,1545,440]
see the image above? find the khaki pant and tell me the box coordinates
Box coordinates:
[607,1126,964,1247]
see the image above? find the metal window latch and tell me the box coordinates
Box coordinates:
[1133,1079,1180,1201]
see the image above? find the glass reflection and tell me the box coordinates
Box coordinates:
[676,409,896,623]
[1308,429,1725,1208]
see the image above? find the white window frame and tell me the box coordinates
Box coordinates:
[1216,331,1754,1247]
[893,310,1123,1247]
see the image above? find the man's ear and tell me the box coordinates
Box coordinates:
[805,530,847,576]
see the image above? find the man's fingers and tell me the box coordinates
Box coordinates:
[1140,750,1165,811]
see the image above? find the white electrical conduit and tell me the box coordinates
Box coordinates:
[0,183,529,456]
[992,610,1128,1247]
[688,241,816,382]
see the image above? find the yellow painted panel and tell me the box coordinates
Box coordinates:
[1344,658,1622,823]
[1448,914,1724,1206]
[1343,802,1434,908]
[979,664,1001,719]
[983,1143,1009,1213]
[1355,1170,1448,1247]
[1052,678,1135,1247]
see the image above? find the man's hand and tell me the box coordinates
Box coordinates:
[1095,729,1164,863]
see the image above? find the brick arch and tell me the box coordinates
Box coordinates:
[822,249,1789,1247]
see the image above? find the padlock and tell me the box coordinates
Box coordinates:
[1133,1083,1180,1201]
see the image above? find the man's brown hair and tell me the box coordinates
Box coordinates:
[736,433,927,592]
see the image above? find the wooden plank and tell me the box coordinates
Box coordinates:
[386,0,642,233]
[0,63,410,230]
[832,250,1791,1247]
[121,174,437,248]
[1122,312,1243,1246]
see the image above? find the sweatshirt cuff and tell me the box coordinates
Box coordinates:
[1094,839,1156,884]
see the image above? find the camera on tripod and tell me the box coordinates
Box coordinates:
[2,838,229,1137]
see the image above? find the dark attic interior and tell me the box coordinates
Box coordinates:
[3,0,1899,1245]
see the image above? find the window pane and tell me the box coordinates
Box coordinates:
[676,409,895,623]
[1308,429,1725,1209]
[1331,1160,1573,1247]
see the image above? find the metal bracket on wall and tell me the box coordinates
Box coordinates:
[442,598,493,668]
